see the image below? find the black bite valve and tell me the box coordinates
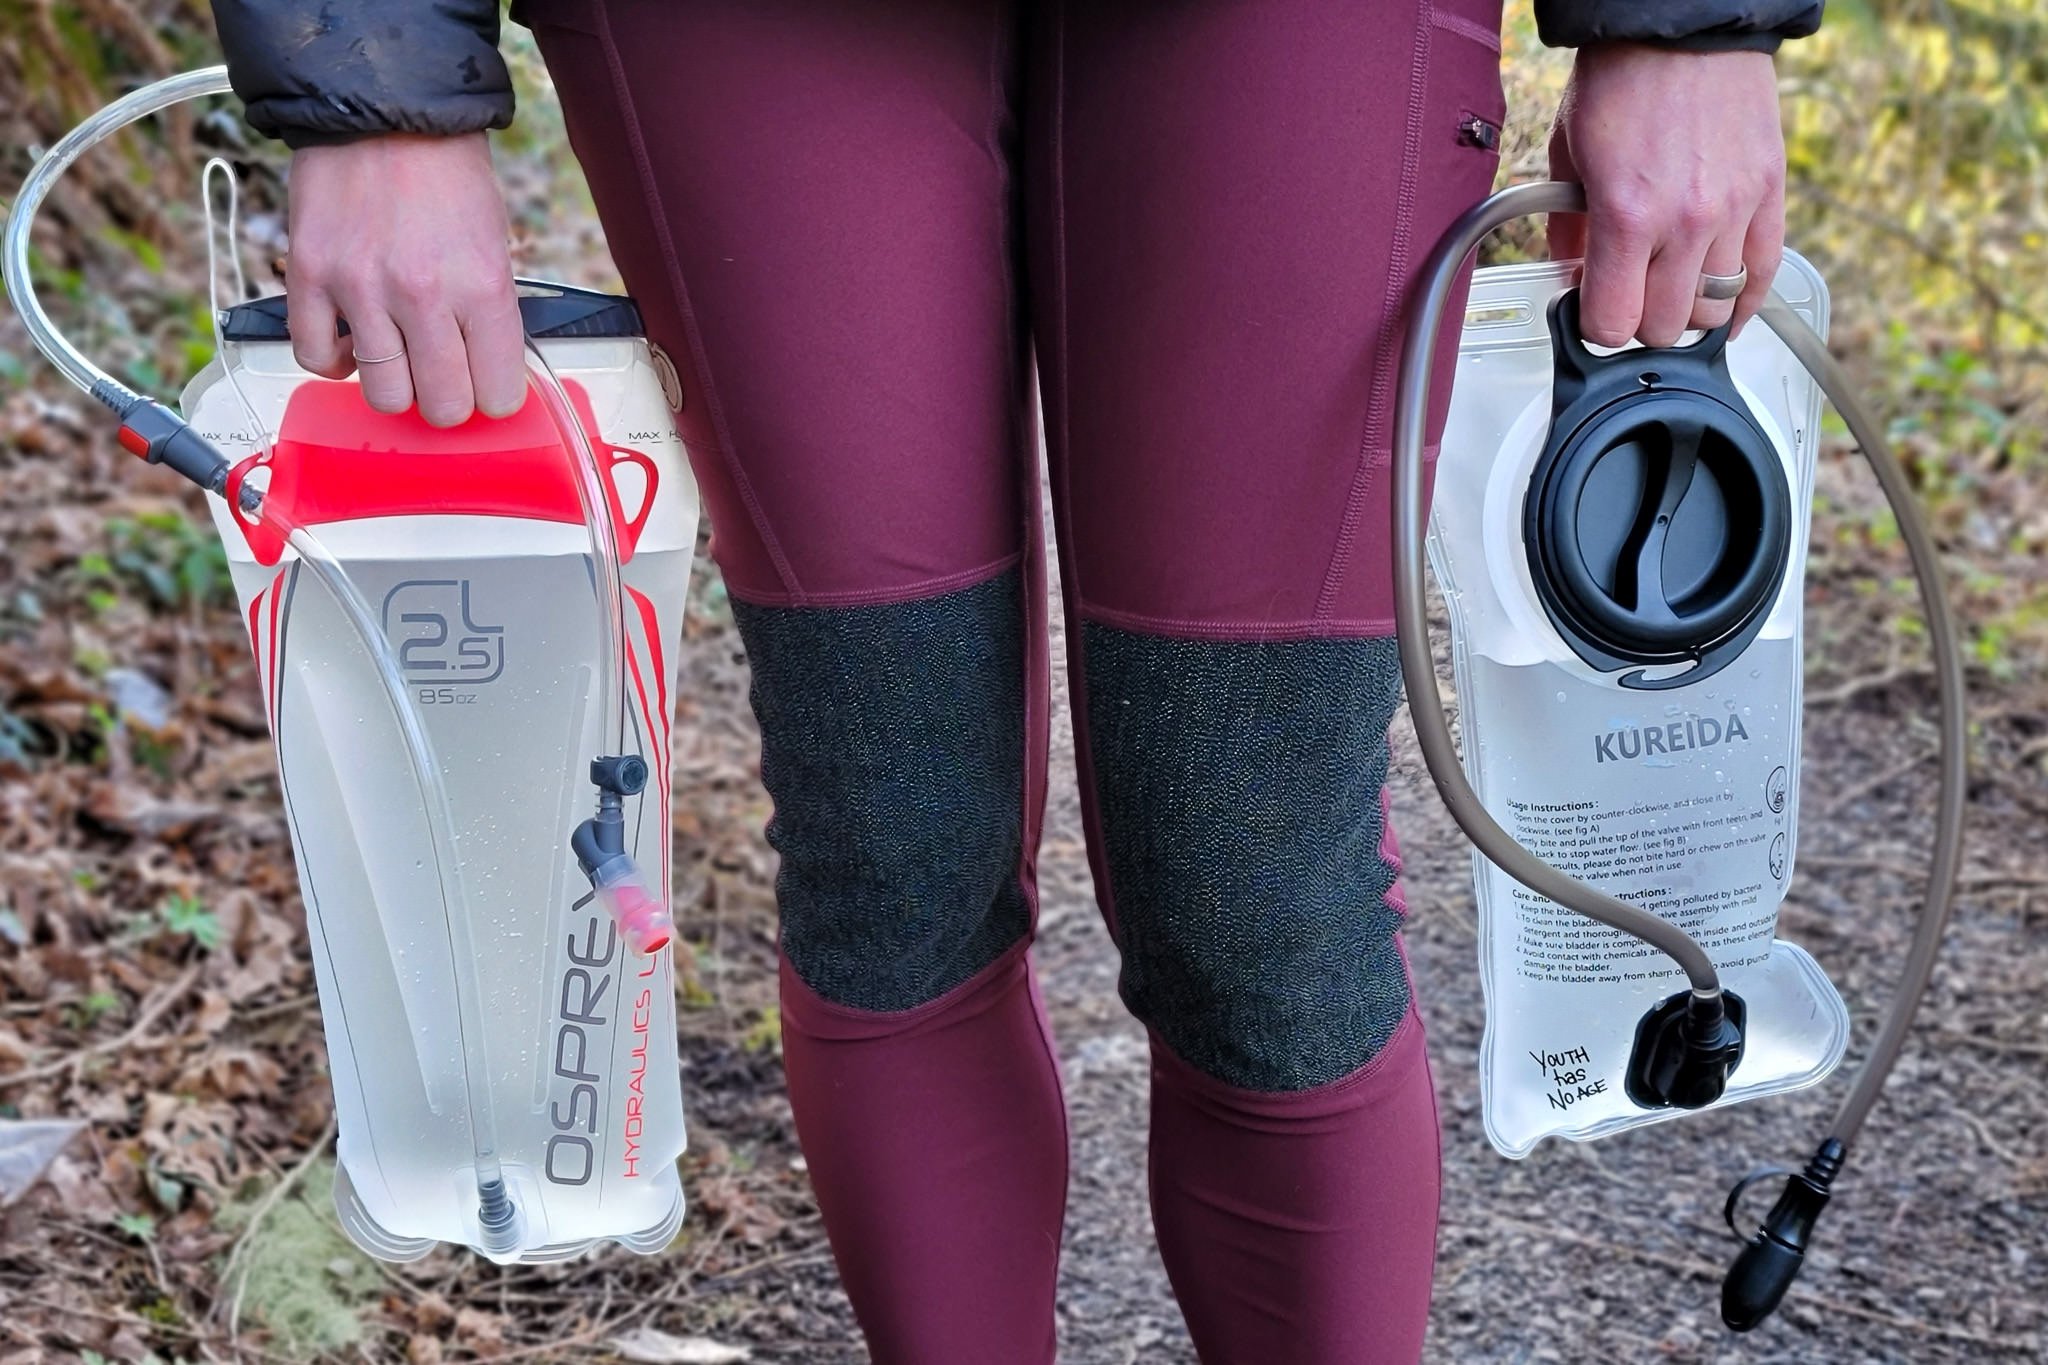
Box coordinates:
[1722,1139,1845,1331]
[1625,988,1747,1109]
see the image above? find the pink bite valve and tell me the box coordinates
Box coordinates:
[596,870,673,956]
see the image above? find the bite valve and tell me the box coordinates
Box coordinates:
[572,755,673,956]
[1625,988,1747,1110]
[1721,1139,1845,1331]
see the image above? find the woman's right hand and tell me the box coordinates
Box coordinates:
[283,132,526,427]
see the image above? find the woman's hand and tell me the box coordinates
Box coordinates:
[284,133,525,426]
[1548,43,1785,347]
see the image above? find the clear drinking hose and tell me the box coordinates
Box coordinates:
[2,66,659,1256]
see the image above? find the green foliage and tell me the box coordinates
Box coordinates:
[157,893,222,951]
[215,1160,377,1361]
[1781,0,2047,462]
[741,1005,783,1056]
[67,989,124,1028]
[78,510,234,612]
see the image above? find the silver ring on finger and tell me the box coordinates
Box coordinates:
[1696,266,1747,302]
[353,345,407,365]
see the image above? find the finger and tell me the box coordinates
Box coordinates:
[1578,196,1653,348]
[1689,232,1746,335]
[393,306,475,428]
[1545,124,1588,263]
[1731,180,1785,338]
[460,283,528,419]
[287,283,353,380]
[340,306,415,416]
[1638,212,1714,349]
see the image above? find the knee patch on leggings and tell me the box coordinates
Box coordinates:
[1082,625,1410,1092]
[733,571,1031,1013]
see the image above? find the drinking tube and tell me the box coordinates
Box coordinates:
[1,66,667,1256]
[1392,181,1968,1327]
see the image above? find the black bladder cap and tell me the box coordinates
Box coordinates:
[1526,291,1792,690]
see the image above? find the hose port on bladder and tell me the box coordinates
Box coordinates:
[572,755,672,956]
[1721,1138,1845,1330]
[475,1177,521,1257]
[1625,988,1747,1110]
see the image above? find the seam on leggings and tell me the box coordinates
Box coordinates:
[986,4,1041,934]
[722,552,1024,610]
[1048,5,1112,959]
[1031,17,1074,1312]
[1432,6,1502,53]
[592,0,804,604]
[1078,602,1396,642]
[784,938,1033,1034]
[1149,1006,1425,1112]
[1312,2,1433,624]
[1380,786,1410,917]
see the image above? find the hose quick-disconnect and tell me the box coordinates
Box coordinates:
[1392,182,1967,1330]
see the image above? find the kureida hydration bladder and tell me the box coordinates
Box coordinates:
[1394,184,1966,1330]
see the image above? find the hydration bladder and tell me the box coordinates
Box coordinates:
[1394,183,1967,1330]
[5,69,698,1263]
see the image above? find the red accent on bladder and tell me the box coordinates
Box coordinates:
[225,378,658,567]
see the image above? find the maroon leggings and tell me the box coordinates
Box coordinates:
[524,1,1503,1359]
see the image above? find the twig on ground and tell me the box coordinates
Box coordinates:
[1819,752,1935,819]
[221,1113,337,1338]
[1937,1026,2048,1059]
[0,964,202,1089]
[1806,664,1932,709]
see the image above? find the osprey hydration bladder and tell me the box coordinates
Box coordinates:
[179,289,699,1261]
[1428,256,1847,1157]
[3,65,703,1264]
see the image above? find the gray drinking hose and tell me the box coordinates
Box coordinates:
[1392,181,1968,1327]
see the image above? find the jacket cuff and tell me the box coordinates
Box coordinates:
[1535,2,1822,51]
[212,0,514,148]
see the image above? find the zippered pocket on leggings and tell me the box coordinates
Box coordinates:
[1456,113,1502,153]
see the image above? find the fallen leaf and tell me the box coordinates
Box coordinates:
[606,1327,753,1364]
[0,1119,86,1206]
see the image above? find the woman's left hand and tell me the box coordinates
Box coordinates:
[1547,42,1785,348]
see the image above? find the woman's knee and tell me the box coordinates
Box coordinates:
[1080,623,1413,1091]
[737,570,1034,1013]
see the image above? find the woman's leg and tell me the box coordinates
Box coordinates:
[1027,0,1505,1359]
[529,4,1063,1360]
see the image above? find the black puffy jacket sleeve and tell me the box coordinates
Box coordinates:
[1536,1,1824,52]
[211,1,513,149]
